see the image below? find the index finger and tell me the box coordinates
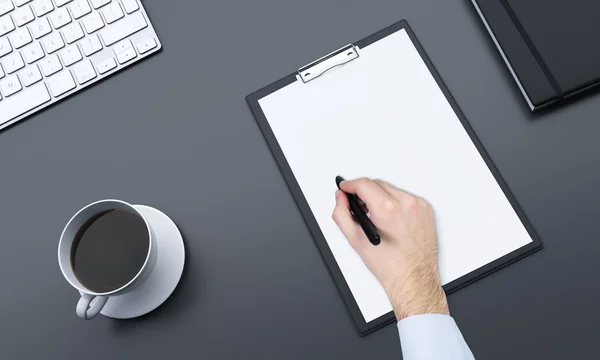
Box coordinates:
[339,178,393,215]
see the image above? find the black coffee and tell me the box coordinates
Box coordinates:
[71,209,149,293]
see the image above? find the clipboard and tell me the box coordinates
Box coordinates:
[246,20,542,336]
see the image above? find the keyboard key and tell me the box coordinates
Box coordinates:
[14,0,31,5]
[22,41,43,63]
[18,64,42,86]
[0,64,4,78]
[0,82,50,125]
[116,47,135,64]
[0,1,14,16]
[90,0,109,9]
[68,0,90,19]
[121,0,137,14]
[47,69,75,96]
[73,58,95,84]
[50,7,71,28]
[40,53,61,76]
[0,36,12,57]
[55,0,72,6]
[42,31,64,53]
[101,2,122,24]
[59,44,81,66]
[2,51,23,73]
[136,38,156,54]
[0,14,15,36]
[80,33,101,55]
[9,27,31,48]
[99,11,145,46]
[95,56,115,74]
[112,38,130,53]
[32,0,53,16]
[112,38,135,65]
[0,73,21,96]
[62,22,83,43]
[30,17,52,38]
[82,11,103,33]
[0,80,48,120]
[13,4,34,26]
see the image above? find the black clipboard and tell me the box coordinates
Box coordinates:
[246,20,543,336]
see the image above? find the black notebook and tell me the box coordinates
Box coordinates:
[472,0,600,111]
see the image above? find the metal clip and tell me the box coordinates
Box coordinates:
[298,44,359,84]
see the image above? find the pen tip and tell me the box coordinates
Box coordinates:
[336,176,345,189]
[371,235,381,246]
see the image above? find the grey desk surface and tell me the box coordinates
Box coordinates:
[1,0,599,359]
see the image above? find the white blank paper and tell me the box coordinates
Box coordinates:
[258,29,534,323]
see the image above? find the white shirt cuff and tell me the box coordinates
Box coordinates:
[397,314,475,360]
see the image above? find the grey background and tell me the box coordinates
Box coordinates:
[0,0,598,359]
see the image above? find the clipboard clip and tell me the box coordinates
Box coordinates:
[298,44,359,84]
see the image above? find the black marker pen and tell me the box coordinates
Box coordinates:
[336,176,381,246]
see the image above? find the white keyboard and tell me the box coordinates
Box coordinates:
[0,0,161,131]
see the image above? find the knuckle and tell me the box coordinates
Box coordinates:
[418,197,431,209]
[382,199,398,217]
[332,209,341,221]
[332,207,345,222]
[428,205,436,218]
[404,196,419,213]
[418,198,435,216]
[355,177,370,187]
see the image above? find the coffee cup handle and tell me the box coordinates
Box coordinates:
[76,294,109,320]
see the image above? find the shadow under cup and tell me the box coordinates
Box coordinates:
[58,200,158,320]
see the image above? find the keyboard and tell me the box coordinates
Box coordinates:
[0,0,161,131]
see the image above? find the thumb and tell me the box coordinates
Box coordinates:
[332,190,368,251]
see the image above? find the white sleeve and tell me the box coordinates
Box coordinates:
[397,314,475,360]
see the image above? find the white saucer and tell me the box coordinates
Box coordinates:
[80,205,185,319]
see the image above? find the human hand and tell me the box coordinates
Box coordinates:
[332,178,449,320]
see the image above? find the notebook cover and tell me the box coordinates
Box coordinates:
[473,0,600,110]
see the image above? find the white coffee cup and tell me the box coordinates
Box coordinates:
[58,200,158,320]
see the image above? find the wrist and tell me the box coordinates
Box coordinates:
[388,278,449,321]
